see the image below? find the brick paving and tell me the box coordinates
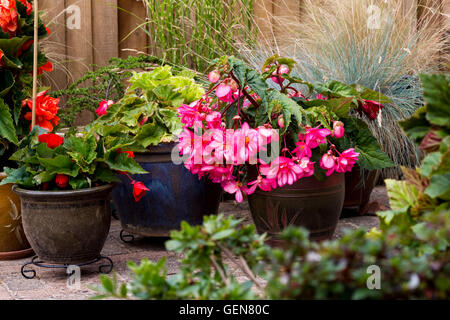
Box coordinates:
[0,186,388,300]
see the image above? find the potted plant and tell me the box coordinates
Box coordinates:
[1,113,148,264]
[177,55,393,243]
[300,78,395,216]
[0,0,52,259]
[91,66,222,237]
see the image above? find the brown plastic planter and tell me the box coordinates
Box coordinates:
[0,173,33,261]
[13,184,113,265]
[248,172,345,245]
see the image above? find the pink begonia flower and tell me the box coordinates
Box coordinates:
[305,126,331,148]
[208,70,220,83]
[201,165,233,184]
[297,157,315,178]
[222,180,248,203]
[247,175,277,193]
[233,122,261,164]
[177,128,195,156]
[277,115,285,128]
[336,148,359,173]
[316,93,327,100]
[208,129,236,164]
[178,101,200,127]
[271,65,290,85]
[332,121,345,138]
[95,100,114,116]
[262,156,302,187]
[288,91,307,99]
[216,83,234,103]
[320,151,337,176]
[206,111,222,129]
[293,141,312,158]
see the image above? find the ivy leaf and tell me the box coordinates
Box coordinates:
[0,98,18,145]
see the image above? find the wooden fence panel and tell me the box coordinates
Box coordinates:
[117,0,148,58]
[92,0,119,66]
[40,0,68,91]
[39,0,448,91]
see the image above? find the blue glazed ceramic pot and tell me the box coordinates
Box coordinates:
[112,143,222,237]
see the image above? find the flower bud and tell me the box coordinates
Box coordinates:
[333,121,345,138]
[277,115,285,128]
[208,70,220,83]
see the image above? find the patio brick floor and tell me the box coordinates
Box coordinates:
[0,186,388,300]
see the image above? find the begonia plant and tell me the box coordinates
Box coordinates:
[176,55,393,202]
[0,0,52,165]
[90,66,204,150]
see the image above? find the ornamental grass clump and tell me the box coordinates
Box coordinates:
[239,0,449,177]
[139,0,257,71]
[176,55,393,202]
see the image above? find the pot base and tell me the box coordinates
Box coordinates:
[0,247,34,261]
[20,255,114,279]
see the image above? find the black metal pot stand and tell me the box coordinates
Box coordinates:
[20,255,113,279]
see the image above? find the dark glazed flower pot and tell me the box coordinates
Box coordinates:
[112,143,222,237]
[343,166,380,216]
[13,184,113,264]
[247,173,345,244]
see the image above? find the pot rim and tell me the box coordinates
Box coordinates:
[12,183,114,197]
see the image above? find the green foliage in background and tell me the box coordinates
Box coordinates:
[93,214,265,300]
[90,66,204,150]
[378,74,450,234]
[93,209,449,300]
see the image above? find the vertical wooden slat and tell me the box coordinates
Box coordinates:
[65,0,93,81]
[40,0,68,91]
[118,0,148,58]
[65,0,93,125]
[253,0,274,47]
[92,0,119,66]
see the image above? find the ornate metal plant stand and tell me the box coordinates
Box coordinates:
[20,255,114,279]
[119,229,135,243]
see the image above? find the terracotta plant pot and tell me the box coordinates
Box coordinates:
[248,173,345,245]
[0,173,33,260]
[13,184,113,264]
[343,166,380,216]
[112,143,222,237]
